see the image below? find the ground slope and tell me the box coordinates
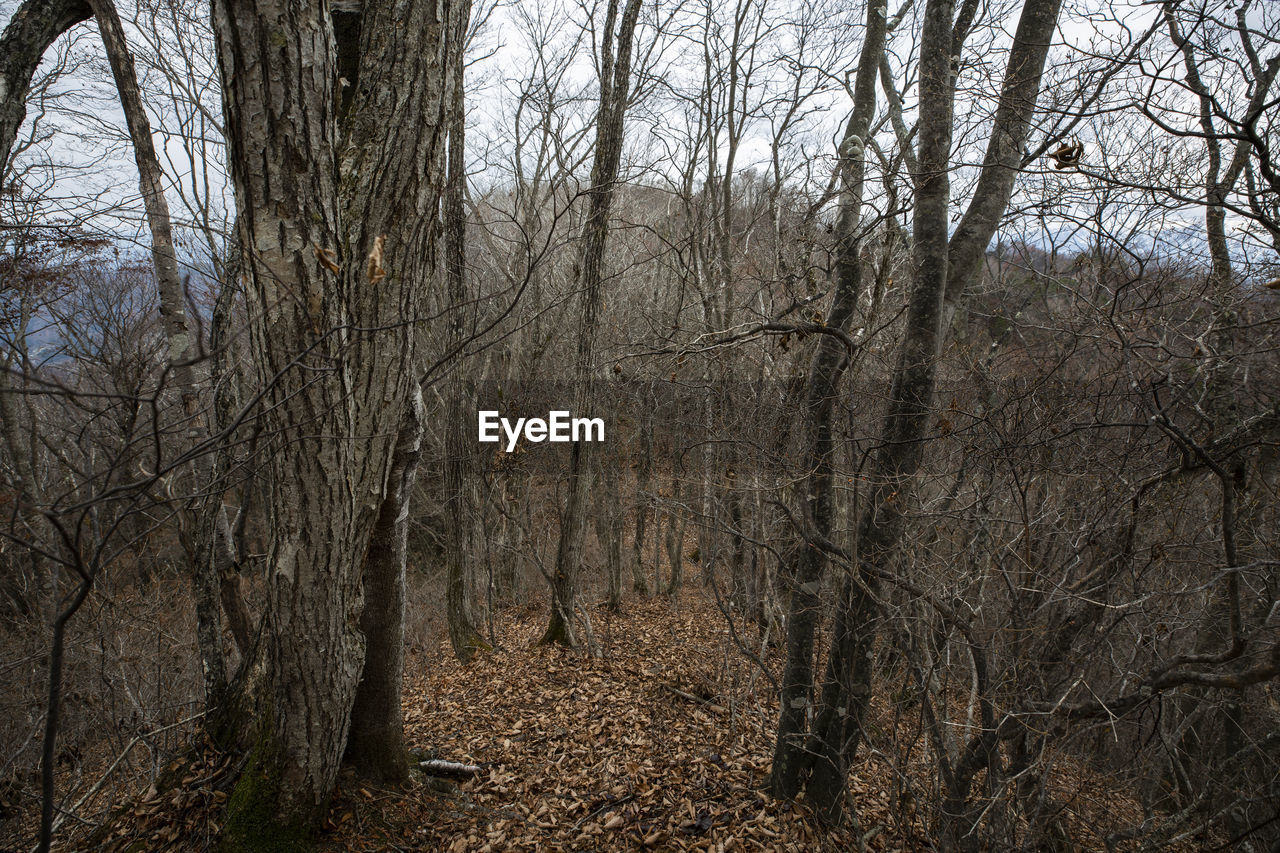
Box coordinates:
[77,589,1175,851]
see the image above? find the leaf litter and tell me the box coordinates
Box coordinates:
[63,590,1195,851]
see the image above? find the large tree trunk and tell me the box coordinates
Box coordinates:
[541,0,645,647]
[211,0,453,840]
[211,1,353,837]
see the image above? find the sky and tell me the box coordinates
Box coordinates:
[1,0,1276,296]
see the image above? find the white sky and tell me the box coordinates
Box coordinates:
[2,0,1276,284]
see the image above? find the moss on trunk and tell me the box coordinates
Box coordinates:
[219,742,315,853]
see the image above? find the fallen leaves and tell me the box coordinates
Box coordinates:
[53,589,1193,852]
[322,594,868,852]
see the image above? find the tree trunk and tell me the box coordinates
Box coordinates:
[442,0,486,664]
[0,0,91,174]
[663,474,686,596]
[631,407,653,594]
[346,391,424,784]
[595,446,625,611]
[542,0,645,646]
[784,0,1064,823]
[87,0,229,709]
[211,0,453,839]
[768,0,888,805]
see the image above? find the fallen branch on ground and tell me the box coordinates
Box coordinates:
[418,759,483,777]
[661,683,727,714]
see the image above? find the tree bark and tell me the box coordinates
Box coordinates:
[442,0,487,663]
[782,0,1065,823]
[631,406,653,594]
[212,0,358,828]
[594,442,625,611]
[87,0,231,710]
[768,0,888,806]
[0,0,91,174]
[346,389,423,784]
[211,0,453,839]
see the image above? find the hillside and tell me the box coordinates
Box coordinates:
[66,587,1190,852]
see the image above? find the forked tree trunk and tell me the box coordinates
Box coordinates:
[770,0,1063,822]
[769,0,888,805]
[211,0,454,840]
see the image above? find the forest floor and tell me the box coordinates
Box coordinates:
[53,587,1178,851]
[322,592,900,852]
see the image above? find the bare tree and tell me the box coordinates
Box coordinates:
[542,0,645,648]
[769,0,1067,823]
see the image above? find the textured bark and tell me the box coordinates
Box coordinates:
[211,0,452,838]
[541,0,644,647]
[346,390,423,784]
[213,0,355,831]
[206,264,255,664]
[0,0,91,173]
[342,0,461,781]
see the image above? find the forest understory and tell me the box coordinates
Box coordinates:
[5,584,1213,853]
[4,0,1280,845]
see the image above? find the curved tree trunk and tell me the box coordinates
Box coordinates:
[0,0,91,174]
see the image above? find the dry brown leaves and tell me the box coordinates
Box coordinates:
[322,594,886,852]
[89,744,234,852]
[46,590,1187,852]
